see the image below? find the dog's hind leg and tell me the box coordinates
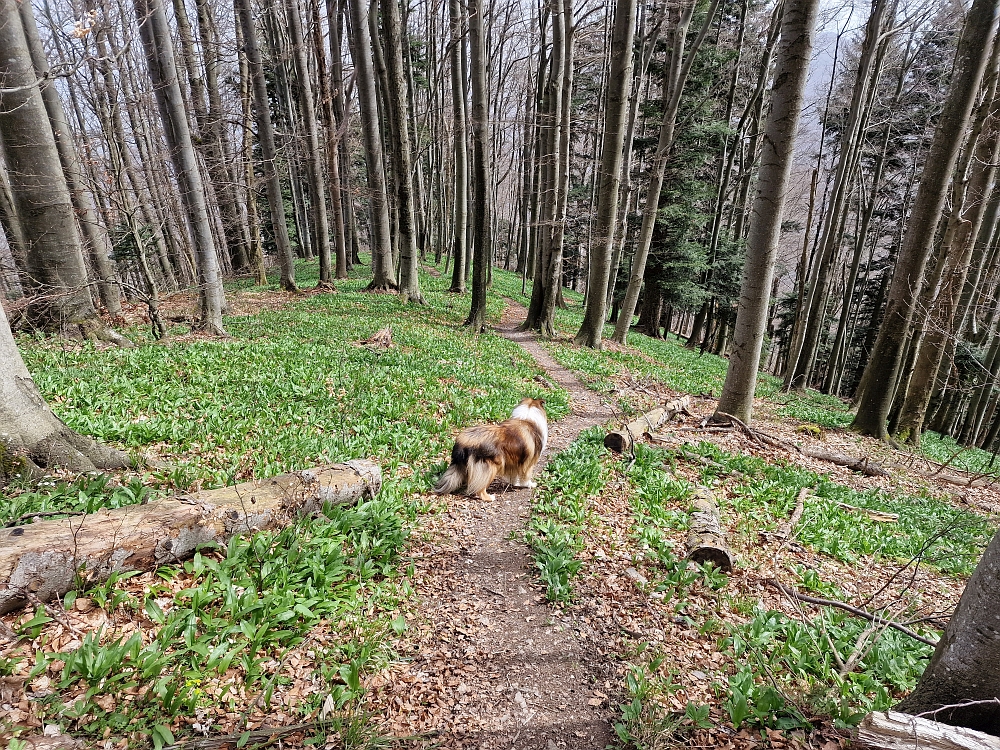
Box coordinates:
[464,460,498,502]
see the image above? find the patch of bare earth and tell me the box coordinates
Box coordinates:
[367,302,619,749]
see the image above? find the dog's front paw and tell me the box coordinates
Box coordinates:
[525,480,537,489]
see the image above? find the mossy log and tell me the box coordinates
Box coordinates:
[605,396,691,453]
[856,711,1000,750]
[685,487,733,572]
[0,460,381,615]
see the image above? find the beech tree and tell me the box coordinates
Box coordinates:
[135,0,226,335]
[714,0,818,424]
[0,0,126,342]
[852,0,1000,439]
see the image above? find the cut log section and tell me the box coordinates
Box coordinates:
[856,711,1000,750]
[0,460,381,615]
[685,487,733,572]
[605,396,691,453]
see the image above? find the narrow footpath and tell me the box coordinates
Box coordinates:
[371,303,618,749]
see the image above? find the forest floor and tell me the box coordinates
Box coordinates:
[2,260,999,750]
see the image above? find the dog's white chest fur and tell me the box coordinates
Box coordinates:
[511,403,548,451]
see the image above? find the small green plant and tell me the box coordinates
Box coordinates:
[526,428,612,601]
[614,656,707,749]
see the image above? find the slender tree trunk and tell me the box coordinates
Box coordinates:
[448,0,470,294]
[380,0,423,303]
[611,0,721,344]
[17,0,122,317]
[347,0,396,288]
[235,0,298,292]
[284,0,334,286]
[136,0,226,334]
[465,0,492,331]
[853,0,1000,438]
[574,0,638,348]
[713,0,818,424]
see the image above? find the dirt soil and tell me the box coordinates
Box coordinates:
[367,303,620,749]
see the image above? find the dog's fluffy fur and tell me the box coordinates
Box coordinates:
[433,398,548,501]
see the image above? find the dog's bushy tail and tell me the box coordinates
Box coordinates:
[433,464,465,495]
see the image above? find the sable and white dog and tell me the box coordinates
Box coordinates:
[433,398,548,501]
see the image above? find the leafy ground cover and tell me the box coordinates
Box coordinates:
[2,260,569,747]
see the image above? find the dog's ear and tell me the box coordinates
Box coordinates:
[537,398,546,407]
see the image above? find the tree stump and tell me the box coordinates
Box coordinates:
[685,487,733,572]
[0,460,381,615]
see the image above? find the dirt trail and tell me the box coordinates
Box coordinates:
[374,303,618,749]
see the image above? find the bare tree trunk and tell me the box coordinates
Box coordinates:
[896,527,1000,733]
[464,0,491,331]
[284,0,334,287]
[574,0,638,348]
[17,0,122,317]
[0,0,126,342]
[234,0,299,292]
[713,0,818,424]
[853,0,1000,439]
[897,43,1000,443]
[136,0,226,334]
[347,0,396,289]
[611,0,721,344]
[381,0,423,303]
[448,0,469,294]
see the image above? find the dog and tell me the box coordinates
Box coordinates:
[433,398,548,501]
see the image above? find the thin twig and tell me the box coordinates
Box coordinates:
[4,509,87,527]
[770,580,939,647]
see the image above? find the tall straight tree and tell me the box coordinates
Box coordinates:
[381,0,424,303]
[574,0,638,348]
[0,0,126,342]
[610,0,722,345]
[852,0,1000,439]
[135,0,226,335]
[448,0,469,294]
[346,0,396,289]
[235,0,299,292]
[16,0,122,318]
[465,0,492,331]
[283,0,334,287]
[714,0,818,424]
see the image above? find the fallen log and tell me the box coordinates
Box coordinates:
[605,396,691,453]
[800,446,889,477]
[685,487,733,572]
[856,711,1000,750]
[0,460,381,615]
[835,501,898,523]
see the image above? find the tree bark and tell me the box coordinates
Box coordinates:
[346,0,396,289]
[16,0,122,318]
[464,0,492,331]
[0,460,381,616]
[448,0,469,294]
[610,0,721,345]
[0,0,125,341]
[381,0,423,303]
[135,0,227,335]
[284,0,334,287]
[852,0,1000,439]
[574,0,638,348]
[714,0,818,424]
[896,528,1000,733]
[234,0,299,292]
[0,303,129,485]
